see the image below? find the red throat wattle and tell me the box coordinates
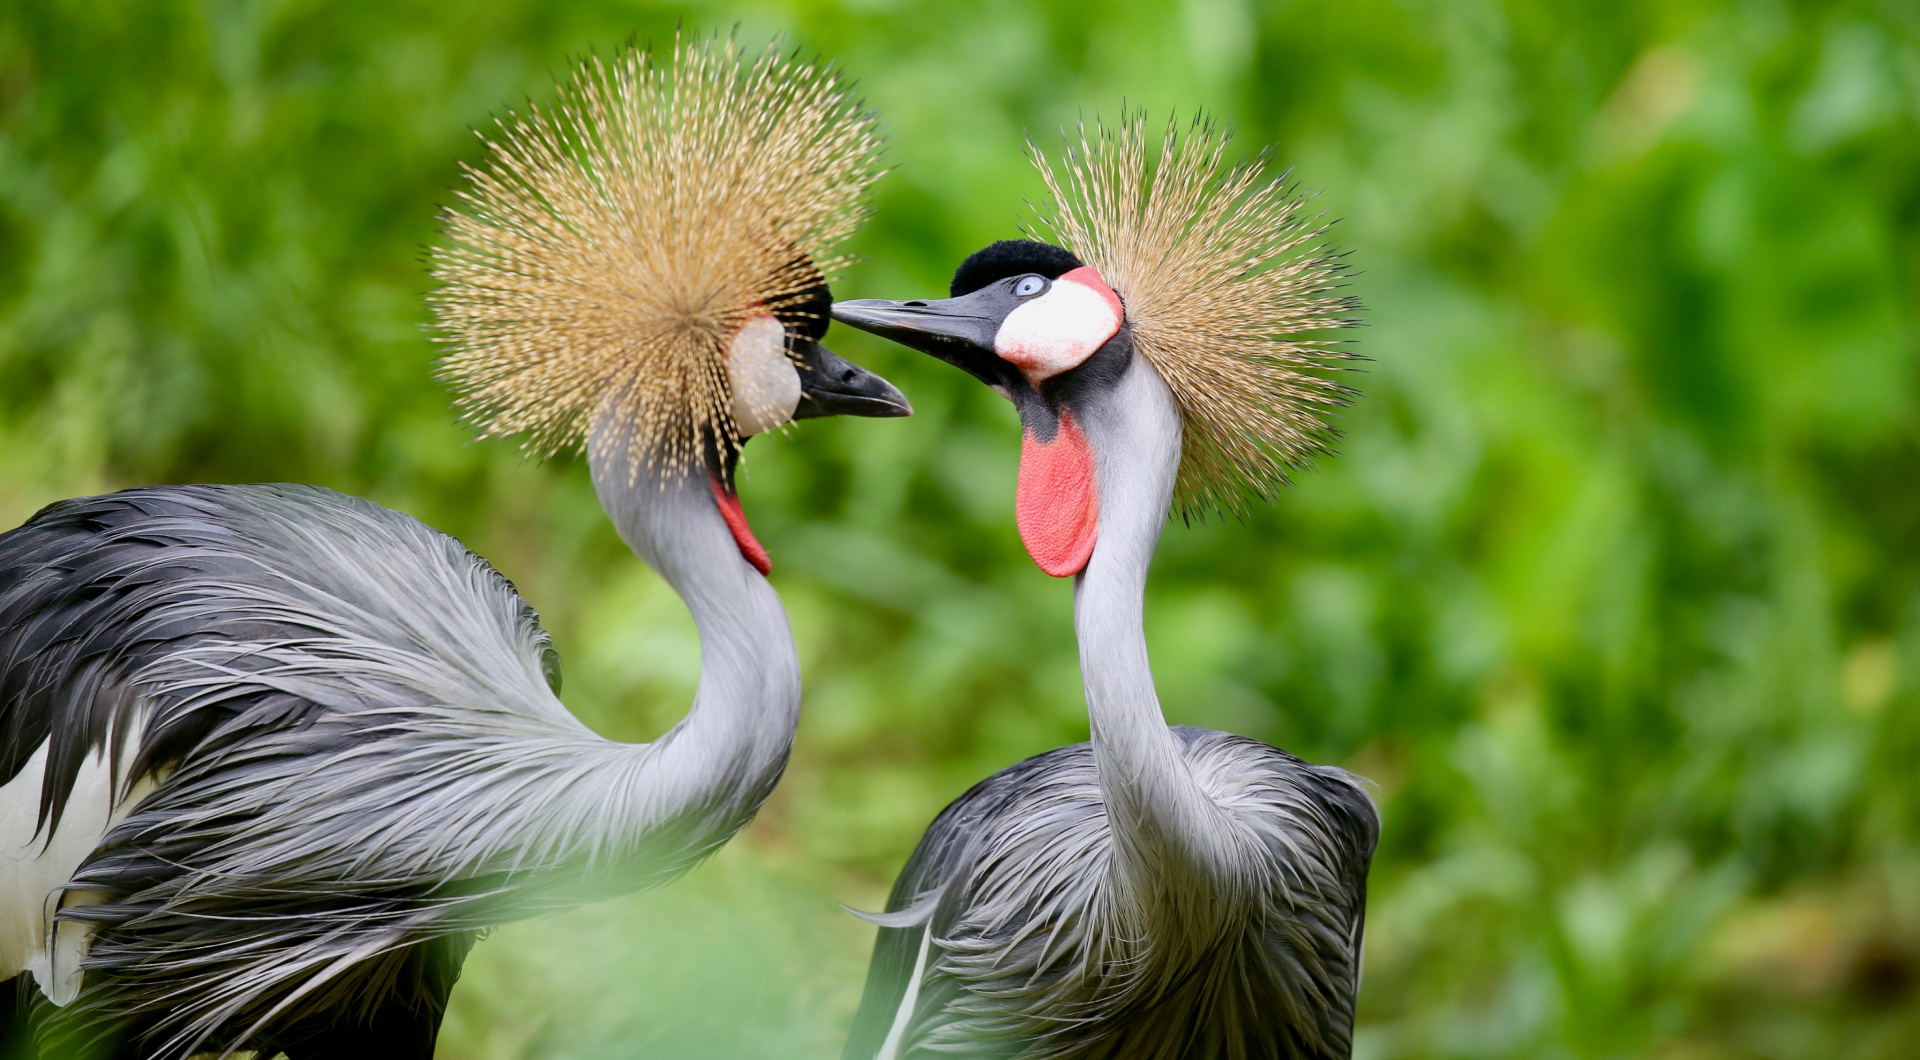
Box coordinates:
[708,474,772,576]
[1016,413,1099,577]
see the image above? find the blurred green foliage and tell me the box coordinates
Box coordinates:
[3,1,1918,1057]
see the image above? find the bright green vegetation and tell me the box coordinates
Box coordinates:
[3,2,1917,1058]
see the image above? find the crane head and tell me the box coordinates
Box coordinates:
[429,34,896,485]
[703,281,910,576]
[831,240,1126,577]
[841,113,1363,538]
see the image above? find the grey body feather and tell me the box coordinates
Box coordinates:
[0,475,785,1058]
[844,733,1374,1060]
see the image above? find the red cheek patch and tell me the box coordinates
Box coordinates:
[1015,413,1099,577]
[708,474,772,576]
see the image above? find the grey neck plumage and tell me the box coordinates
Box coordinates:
[586,418,801,858]
[1072,354,1244,938]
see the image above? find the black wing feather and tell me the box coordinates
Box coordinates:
[0,487,356,835]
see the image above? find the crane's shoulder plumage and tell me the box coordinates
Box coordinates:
[0,484,558,820]
[845,728,1377,1060]
[0,484,591,1055]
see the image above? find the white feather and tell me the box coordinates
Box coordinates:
[875,922,933,1060]
[0,710,157,1005]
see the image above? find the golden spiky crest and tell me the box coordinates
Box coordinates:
[431,35,883,476]
[1031,113,1359,517]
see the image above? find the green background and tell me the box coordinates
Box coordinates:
[3,1,1917,1057]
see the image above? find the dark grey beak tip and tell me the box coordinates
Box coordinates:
[791,339,913,421]
[829,383,913,419]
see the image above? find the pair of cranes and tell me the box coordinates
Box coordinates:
[0,33,1374,1060]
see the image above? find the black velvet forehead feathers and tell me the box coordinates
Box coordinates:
[950,239,1084,297]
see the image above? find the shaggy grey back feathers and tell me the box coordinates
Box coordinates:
[0,486,731,1056]
[844,727,1376,1060]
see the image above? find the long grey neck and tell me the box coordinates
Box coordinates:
[1073,354,1243,930]
[586,421,801,850]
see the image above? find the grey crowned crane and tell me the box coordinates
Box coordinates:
[0,37,900,1060]
[830,117,1378,1060]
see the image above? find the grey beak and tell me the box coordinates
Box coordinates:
[831,294,1012,390]
[792,340,913,420]
[830,298,1000,354]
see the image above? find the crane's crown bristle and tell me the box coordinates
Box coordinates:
[430,34,884,476]
[1029,113,1360,517]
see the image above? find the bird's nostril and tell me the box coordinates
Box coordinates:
[903,301,929,308]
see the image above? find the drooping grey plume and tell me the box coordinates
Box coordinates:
[0,478,781,1058]
[846,732,1375,1060]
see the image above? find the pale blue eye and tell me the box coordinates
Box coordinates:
[1014,275,1047,297]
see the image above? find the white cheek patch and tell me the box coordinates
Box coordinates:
[727,314,801,436]
[993,276,1124,384]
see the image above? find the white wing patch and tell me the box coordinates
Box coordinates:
[0,710,159,1005]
